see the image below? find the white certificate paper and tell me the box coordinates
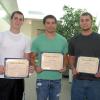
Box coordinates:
[5,59,29,78]
[41,53,63,70]
[76,56,99,74]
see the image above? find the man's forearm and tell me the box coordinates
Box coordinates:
[30,52,37,68]
[63,54,69,68]
[69,56,76,69]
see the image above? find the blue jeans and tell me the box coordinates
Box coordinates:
[36,79,61,100]
[71,79,100,100]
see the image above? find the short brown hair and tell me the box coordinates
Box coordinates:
[11,11,24,20]
[43,15,57,24]
[81,12,93,21]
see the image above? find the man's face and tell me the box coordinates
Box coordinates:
[44,18,56,33]
[10,13,24,30]
[80,15,92,31]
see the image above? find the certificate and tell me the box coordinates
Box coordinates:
[76,56,99,74]
[5,59,29,78]
[41,53,63,70]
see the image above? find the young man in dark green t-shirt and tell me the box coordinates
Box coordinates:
[31,15,68,100]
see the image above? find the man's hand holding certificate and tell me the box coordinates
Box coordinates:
[41,53,63,70]
[76,56,99,74]
[5,59,29,78]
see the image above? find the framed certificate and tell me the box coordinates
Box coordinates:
[76,56,99,74]
[4,58,29,78]
[41,53,63,70]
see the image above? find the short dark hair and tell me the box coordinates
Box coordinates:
[43,15,57,24]
[81,12,93,21]
[11,11,24,20]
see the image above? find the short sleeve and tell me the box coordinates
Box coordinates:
[24,37,31,53]
[68,39,75,56]
[31,38,39,53]
[63,39,68,54]
[0,32,4,44]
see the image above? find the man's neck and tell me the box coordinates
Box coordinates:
[45,31,56,39]
[82,29,92,36]
[10,28,20,34]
